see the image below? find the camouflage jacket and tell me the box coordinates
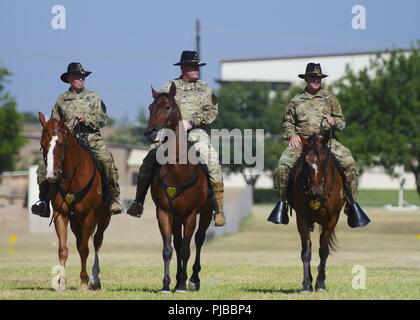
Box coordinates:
[50,88,107,132]
[282,88,345,141]
[161,78,218,128]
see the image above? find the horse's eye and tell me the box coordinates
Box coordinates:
[165,105,172,110]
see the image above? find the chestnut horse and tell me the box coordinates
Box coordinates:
[144,83,213,292]
[38,112,111,291]
[290,132,346,292]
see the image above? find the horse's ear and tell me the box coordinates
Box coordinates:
[151,86,159,99]
[38,112,47,128]
[169,82,176,98]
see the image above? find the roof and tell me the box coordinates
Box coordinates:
[220,48,414,64]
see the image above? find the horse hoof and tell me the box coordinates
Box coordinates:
[161,290,171,294]
[301,285,313,293]
[315,284,326,292]
[188,281,200,292]
[88,276,101,291]
[53,277,67,292]
[174,289,188,293]
[174,284,188,293]
[79,283,89,291]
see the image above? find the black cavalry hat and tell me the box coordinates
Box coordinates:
[173,51,206,66]
[298,62,328,79]
[60,62,92,83]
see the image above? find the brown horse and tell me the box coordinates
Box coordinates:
[290,133,345,292]
[144,83,213,292]
[38,112,111,291]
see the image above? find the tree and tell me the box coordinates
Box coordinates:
[211,82,301,188]
[333,45,420,196]
[107,108,149,146]
[0,66,26,172]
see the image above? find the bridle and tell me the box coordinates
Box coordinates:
[301,118,335,211]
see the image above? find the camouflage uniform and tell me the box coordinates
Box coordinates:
[130,78,225,225]
[273,88,358,199]
[36,88,121,200]
[137,78,222,184]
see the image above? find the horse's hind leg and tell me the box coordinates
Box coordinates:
[189,207,212,292]
[175,213,196,292]
[77,210,95,290]
[297,216,313,292]
[158,208,173,293]
[89,213,111,291]
[172,216,184,291]
[315,231,329,292]
[53,211,69,291]
[316,219,338,291]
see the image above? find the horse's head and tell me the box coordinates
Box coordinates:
[38,112,69,183]
[144,82,181,142]
[301,134,330,197]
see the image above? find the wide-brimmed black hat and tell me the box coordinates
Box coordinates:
[173,51,206,66]
[298,63,328,79]
[60,62,92,83]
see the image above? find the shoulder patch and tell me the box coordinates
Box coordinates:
[211,93,218,105]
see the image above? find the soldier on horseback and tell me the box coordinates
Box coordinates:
[31,62,123,217]
[269,63,370,228]
[127,51,225,226]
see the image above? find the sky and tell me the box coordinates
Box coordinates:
[1,0,419,123]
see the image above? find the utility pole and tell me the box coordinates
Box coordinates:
[195,19,201,58]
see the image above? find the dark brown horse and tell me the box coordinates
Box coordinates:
[38,112,111,291]
[291,133,345,292]
[144,83,213,292]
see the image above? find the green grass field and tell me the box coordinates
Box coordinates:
[1,205,420,300]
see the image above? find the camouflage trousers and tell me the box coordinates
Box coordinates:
[37,133,120,199]
[138,128,223,184]
[273,138,358,200]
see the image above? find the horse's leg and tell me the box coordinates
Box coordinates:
[89,210,111,291]
[157,208,173,293]
[77,210,95,290]
[53,211,69,291]
[175,212,197,292]
[189,206,212,292]
[172,216,183,290]
[297,213,313,292]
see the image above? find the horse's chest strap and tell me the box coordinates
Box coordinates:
[159,166,199,203]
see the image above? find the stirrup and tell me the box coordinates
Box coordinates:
[31,200,50,218]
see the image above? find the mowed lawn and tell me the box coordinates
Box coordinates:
[1,205,420,300]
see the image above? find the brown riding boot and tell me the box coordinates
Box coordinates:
[211,181,225,227]
[127,170,152,218]
[109,183,123,215]
[127,150,156,218]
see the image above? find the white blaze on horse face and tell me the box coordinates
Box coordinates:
[46,135,58,179]
[312,160,318,180]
